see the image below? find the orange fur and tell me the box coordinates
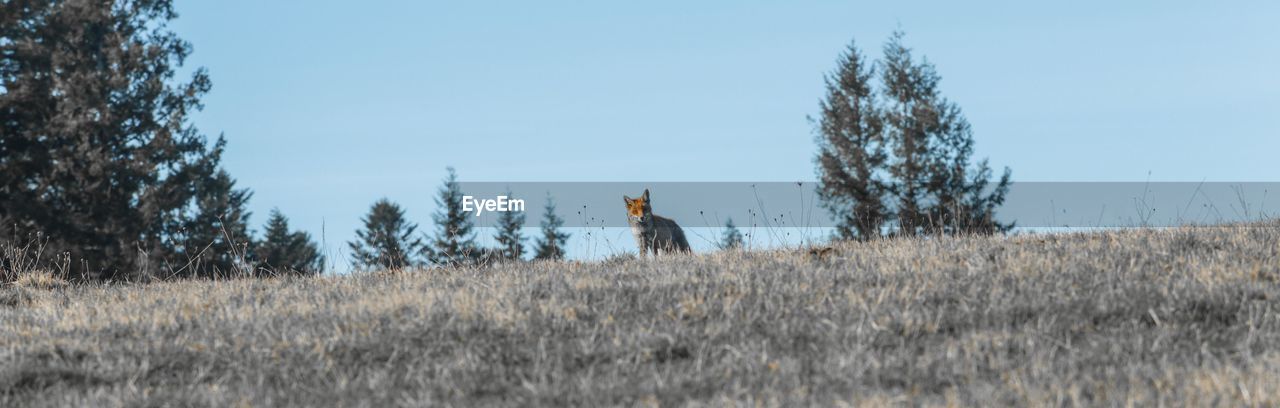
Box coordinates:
[623,189,691,255]
[626,197,646,217]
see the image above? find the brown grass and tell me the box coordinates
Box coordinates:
[8,270,69,291]
[3,224,1280,406]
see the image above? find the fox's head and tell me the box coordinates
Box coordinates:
[623,189,652,224]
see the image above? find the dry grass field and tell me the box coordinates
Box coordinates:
[3,224,1280,406]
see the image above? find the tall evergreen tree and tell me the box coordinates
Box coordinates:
[816,31,1012,239]
[492,189,526,261]
[349,199,423,270]
[255,209,322,275]
[718,218,745,250]
[879,31,1011,235]
[0,0,245,280]
[532,194,570,261]
[880,31,937,236]
[814,40,890,240]
[427,167,479,266]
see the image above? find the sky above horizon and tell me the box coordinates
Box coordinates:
[169,1,1279,265]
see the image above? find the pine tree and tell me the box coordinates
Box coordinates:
[532,194,570,261]
[169,168,255,278]
[879,31,1011,235]
[492,189,527,261]
[815,31,1012,239]
[923,106,1013,234]
[814,39,890,240]
[348,199,423,270]
[718,218,745,250]
[880,31,938,236]
[0,1,245,280]
[255,209,322,275]
[427,167,479,266]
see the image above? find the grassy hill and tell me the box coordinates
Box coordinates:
[3,224,1280,406]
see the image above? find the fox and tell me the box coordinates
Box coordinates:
[624,189,692,256]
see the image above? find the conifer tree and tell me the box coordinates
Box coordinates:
[492,189,527,261]
[880,31,937,236]
[427,167,479,266]
[816,31,1012,239]
[532,194,570,261]
[349,199,423,270]
[718,218,745,250]
[255,209,323,275]
[0,0,247,280]
[923,106,1013,234]
[168,167,255,278]
[879,31,1011,235]
[814,39,890,240]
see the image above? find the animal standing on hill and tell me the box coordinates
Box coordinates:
[624,189,691,256]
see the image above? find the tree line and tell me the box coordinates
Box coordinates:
[346,167,570,270]
[1,1,1009,281]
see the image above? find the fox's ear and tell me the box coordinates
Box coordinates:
[642,189,650,201]
[623,195,631,204]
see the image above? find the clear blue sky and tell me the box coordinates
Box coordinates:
[170,1,1279,262]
